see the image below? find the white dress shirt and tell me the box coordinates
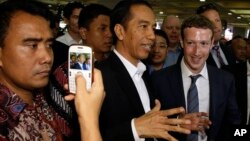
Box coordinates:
[211,43,228,68]
[247,61,250,124]
[181,58,210,141]
[56,32,82,46]
[114,49,150,141]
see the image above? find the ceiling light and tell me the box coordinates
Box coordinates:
[176,15,179,18]
[159,11,164,15]
[237,16,241,19]
[228,13,232,15]
[200,0,206,2]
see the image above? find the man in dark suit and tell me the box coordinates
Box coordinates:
[196,3,234,68]
[151,15,240,141]
[223,38,250,125]
[96,1,192,141]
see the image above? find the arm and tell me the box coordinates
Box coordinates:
[65,69,105,141]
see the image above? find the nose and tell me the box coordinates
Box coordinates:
[39,45,53,65]
[147,28,155,41]
[106,28,112,38]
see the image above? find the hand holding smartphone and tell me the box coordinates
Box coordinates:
[68,45,93,94]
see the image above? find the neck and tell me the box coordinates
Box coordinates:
[116,44,139,67]
[94,52,107,62]
[68,30,81,43]
[152,63,164,71]
[168,42,178,51]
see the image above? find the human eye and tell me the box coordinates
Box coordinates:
[200,41,210,47]
[25,42,38,49]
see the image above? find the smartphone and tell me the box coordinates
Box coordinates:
[68,45,93,94]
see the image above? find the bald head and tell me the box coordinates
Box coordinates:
[161,15,181,48]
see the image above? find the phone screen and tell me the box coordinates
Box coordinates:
[68,45,92,93]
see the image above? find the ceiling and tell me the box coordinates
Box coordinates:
[1,0,250,28]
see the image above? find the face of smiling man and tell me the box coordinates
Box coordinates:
[181,27,213,74]
[115,4,156,66]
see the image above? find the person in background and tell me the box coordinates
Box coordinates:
[56,2,84,46]
[230,36,247,63]
[161,15,182,67]
[0,0,74,140]
[96,1,193,141]
[146,29,169,74]
[196,3,234,68]
[78,3,113,63]
[151,15,240,141]
[222,38,250,125]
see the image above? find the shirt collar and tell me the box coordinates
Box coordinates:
[181,58,208,79]
[247,60,250,75]
[114,49,146,78]
[0,83,27,121]
[65,32,82,45]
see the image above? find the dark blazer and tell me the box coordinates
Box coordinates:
[223,62,248,124]
[207,43,235,68]
[73,62,87,70]
[96,51,155,141]
[151,63,241,141]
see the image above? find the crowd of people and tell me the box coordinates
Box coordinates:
[0,0,249,141]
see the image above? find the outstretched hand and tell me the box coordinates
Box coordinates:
[134,99,191,141]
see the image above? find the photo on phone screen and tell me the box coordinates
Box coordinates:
[68,45,92,94]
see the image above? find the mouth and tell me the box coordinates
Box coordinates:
[37,69,50,77]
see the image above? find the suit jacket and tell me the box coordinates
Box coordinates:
[223,62,248,124]
[73,62,87,70]
[207,43,235,68]
[151,64,241,141]
[96,51,155,141]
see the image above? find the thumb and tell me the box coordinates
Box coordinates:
[150,99,161,112]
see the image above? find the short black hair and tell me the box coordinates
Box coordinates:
[63,2,84,20]
[78,4,111,29]
[111,0,152,44]
[0,0,52,47]
[196,3,220,15]
[181,15,214,40]
[154,29,169,46]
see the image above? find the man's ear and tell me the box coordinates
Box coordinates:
[79,27,87,40]
[114,24,125,41]
[180,38,184,49]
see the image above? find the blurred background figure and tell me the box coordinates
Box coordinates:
[161,15,182,67]
[230,36,247,63]
[146,29,169,74]
[56,2,84,46]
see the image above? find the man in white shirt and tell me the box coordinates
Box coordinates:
[151,15,240,141]
[96,1,192,141]
[196,3,234,68]
[56,2,84,46]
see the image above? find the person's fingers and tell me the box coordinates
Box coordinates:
[64,94,75,101]
[161,107,185,116]
[64,84,69,90]
[75,72,87,96]
[91,69,104,90]
[162,118,191,125]
[149,99,161,113]
[165,124,191,134]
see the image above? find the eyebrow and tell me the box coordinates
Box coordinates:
[138,20,156,27]
[23,37,54,42]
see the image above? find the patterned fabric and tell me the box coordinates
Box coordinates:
[0,83,72,141]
